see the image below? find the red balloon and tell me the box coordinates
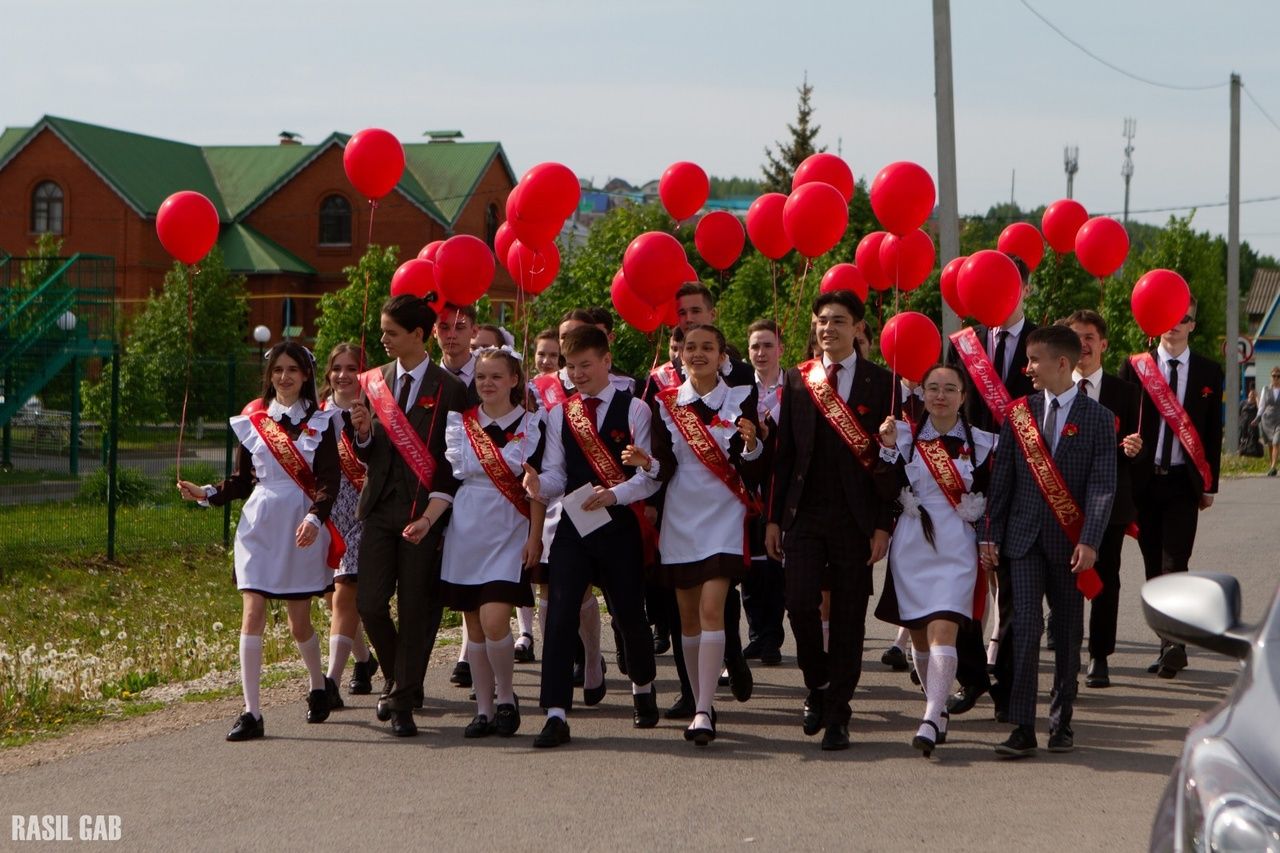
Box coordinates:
[1041,198,1089,254]
[792,153,855,204]
[694,211,746,270]
[782,182,848,258]
[878,229,936,292]
[506,184,563,246]
[819,263,868,301]
[997,222,1045,271]
[1075,217,1129,278]
[155,191,220,264]
[390,259,438,299]
[623,231,688,307]
[517,162,580,221]
[611,269,660,333]
[491,224,515,270]
[957,250,1022,327]
[869,162,936,236]
[1131,269,1192,337]
[659,299,679,329]
[939,255,968,316]
[856,231,892,291]
[881,311,942,383]
[433,234,495,306]
[506,240,560,295]
[745,193,791,260]
[342,128,405,199]
[417,239,445,263]
[659,161,709,221]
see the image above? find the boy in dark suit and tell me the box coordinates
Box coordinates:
[764,290,893,751]
[983,325,1116,758]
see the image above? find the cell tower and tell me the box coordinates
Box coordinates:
[1064,146,1079,199]
[1121,118,1136,223]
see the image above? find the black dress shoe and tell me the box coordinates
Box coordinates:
[615,647,629,677]
[451,661,472,688]
[494,698,520,737]
[946,684,988,716]
[653,629,671,655]
[324,676,344,710]
[226,712,264,742]
[375,682,395,722]
[821,723,850,751]
[632,688,659,729]
[937,711,949,745]
[718,669,730,687]
[760,646,782,666]
[1146,650,1166,674]
[995,725,1038,758]
[665,693,696,720]
[391,710,418,737]
[1157,644,1188,679]
[583,657,608,706]
[1047,726,1074,753]
[802,689,825,736]
[348,655,378,695]
[912,719,941,758]
[685,711,717,746]
[881,645,910,671]
[513,634,536,664]
[306,688,330,723]
[1086,656,1111,688]
[742,640,762,660]
[464,714,495,739]
[533,716,570,748]
[726,655,753,702]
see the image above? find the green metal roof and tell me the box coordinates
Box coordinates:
[404,142,508,225]
[218,223,314,275]
[0,127,28,163]
[203,143,315,220]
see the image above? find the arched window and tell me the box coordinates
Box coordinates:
[31,181,64,234]
[318,194,352,245]
[484,203,500,248]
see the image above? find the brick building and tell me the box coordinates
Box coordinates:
[0,116,518,338]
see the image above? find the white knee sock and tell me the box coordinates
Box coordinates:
[487,634,516,706]
[923,645,957,734]
[458,641,469,664]
[240,634,263,718]
[536,597,548,644]
[682,634,702,707]
[352,630,370,664]
[296,632,324,691]
[516,604,534,646]
[467,640,495,718]
[697,630,726,715]
[914,648,930,694]
[327,634,352,681]
[579,596,603,690]
[822,620,830,652]
[893,626,910,650]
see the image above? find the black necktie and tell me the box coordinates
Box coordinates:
[1044,398,1060,452]
[994,330,1009,383]
[1160,359,1179,469]
[397,373,413,413]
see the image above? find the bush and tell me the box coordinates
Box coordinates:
[78,466,155,506]
[159,462,224,506]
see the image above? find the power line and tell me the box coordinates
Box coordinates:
[1243,84,1280,134]
[1019,1,1228,91]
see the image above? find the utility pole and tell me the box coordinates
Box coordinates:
[933,0,961,340]
[1064,146,1079,199]
[1225,73,1241,452]
[1121,118,1136,223]
[1010,169,1016,207]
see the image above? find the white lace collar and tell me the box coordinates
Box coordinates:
[917,418,966,442]
[267,399,309,423]
[675,377,729,408]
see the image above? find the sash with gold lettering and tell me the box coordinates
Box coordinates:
[462,408,531,519]
[562,393,658,556]
[1005,396,1102,599]
[246,410,346,570]
[532,374,568,411]
[800,358,876,470]
[1128,352,1213,488]
[656,388,761,515]
[914,437,987,620]
[358,367,437,491]
[649,362,681,392]
[318,400,367,491]
[950,327,1013,427]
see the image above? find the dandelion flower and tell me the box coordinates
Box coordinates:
[212,622,223,632]
[117,631,128,641]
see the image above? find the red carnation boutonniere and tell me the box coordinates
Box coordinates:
[300,423,317,438]
[1061,423,1079,439]
[416,394,436,413]
[855,404,871,416]
[708,414,735,430]
[608,428,628,444]
[504,430,526,443]
[1200,386,1213,399]
[958,444,971,462]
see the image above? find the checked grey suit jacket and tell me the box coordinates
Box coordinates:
[986,391,1116,565]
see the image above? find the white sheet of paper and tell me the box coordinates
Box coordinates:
[562,482,611,537]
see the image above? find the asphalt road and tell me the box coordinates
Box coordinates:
[3,477,1278,852]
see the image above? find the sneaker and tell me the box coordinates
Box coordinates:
[994,725,1038,758]
[1047,727,1074,753]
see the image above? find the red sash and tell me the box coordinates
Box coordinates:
[359,367,438,492]
[319,400,367,491]
[246,410,346,570]
[950,327,1013,427]
[799,358,876,471]
[915,438,986,620]
[1005,397,1101,599]
[656,388,761,515]
[532,374,568,411]
[649,362,681,392]
[1128,352,1213,488]
[462,408,531,519]
[562,394,658,557]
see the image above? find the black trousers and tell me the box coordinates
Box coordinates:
[783,511,872,727]
[539,517,657,711]
[742,556,786,650]
[1087,522,1129,659]
[1136,465,1200,579]
[356,501,445,713]
[669,583,744,701]
[955,560,1014,705]
[1008,544,1083,732]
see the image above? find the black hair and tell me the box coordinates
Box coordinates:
[675,282,714,309]
[906,363,977,549]
[559,308,596,326]
[382,293,437,338]
[474,347,527,409]
[1003,252,1031,285]
[1026,324,1083,363]
[1061,309,1107,339]
[669,326,685,344]
[682,323,728,355]
[561,325,610,358]
[812,289,865,321]
[473,323,506,348]
[261,341,319,413]
[586,306,615,333]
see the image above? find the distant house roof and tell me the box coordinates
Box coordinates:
[1247,267,1280,318]
[218,223,314,275]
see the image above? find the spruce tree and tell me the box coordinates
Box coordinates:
[761,73,825,193]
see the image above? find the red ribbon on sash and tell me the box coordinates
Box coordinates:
[1128,352,1213,488]
[649,362,681,392]
[950,327,1013,427]
[246,410,346,570]
[1005,397,1101,599]
[532,374,568,411]
[462,408,531,518]
[914,438,987,620]
[799,358,876,471]
[359,367,437,492]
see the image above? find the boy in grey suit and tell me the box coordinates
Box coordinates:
[982,325,1116,758]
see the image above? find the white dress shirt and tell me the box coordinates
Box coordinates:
[1154,344,1191,466]
[1071,366,1104,403]
[443,353,476,388]
[1042,384,1079,454]
[820,350,858,400]
[989,316,1027,380]
[755,369,784,423]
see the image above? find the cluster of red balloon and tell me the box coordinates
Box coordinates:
[850,162,939,296]
[612,230,692,333]
[745,153,856,263]
[499,162,579,296]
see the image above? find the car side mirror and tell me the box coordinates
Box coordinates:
[1141,573,1253,660]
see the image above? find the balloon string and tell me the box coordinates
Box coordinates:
[782,259,812,355]
[639,330,665,402]
[175,263,199,480]
[358,198,379,371]
[770,259,779,329]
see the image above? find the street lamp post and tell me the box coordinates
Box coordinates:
[253,325,271,360]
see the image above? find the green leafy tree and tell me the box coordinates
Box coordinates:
[83,246,249,424]
[313,244,400,364]
[708,176,763,199]
[762,74,824,194]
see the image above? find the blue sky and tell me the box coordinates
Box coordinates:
[9,0,1280,257]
